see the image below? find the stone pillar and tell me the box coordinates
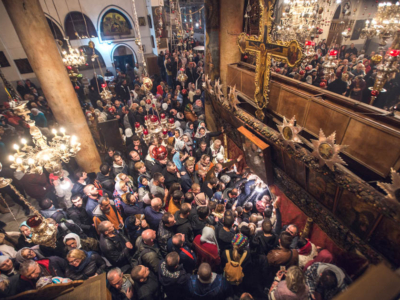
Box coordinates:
[219,0,244,94]
[3,0,101,172]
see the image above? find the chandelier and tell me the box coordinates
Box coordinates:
[273,0,326,42]
[7,102,81,176]
[61,38,86,67]
[134,95,175,145]
[360,2,400,46]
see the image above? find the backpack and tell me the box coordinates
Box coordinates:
[223,250,247,285]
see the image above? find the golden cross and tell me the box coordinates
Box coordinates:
[237,0,304,121]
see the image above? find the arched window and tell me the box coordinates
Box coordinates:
[46,17,68,51]
[100,9,134,40]
[333,5,341,19]
[78,46,106,70]
[65,12,98,40]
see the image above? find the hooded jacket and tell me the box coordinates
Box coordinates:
[158,260,190,300]
[186,273,233,300]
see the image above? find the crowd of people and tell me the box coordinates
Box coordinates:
[268,41,400,110]
[0,43,352,300]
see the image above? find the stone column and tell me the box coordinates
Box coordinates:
[3,0,101,172]
[219,0,244,94]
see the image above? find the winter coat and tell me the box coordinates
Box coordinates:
[162,169,181,190]
[13,172,51,200]
[67,205,93,232]
[144,206,163,231]
[65,251,106,280]
[167,239,197,274]
[180,166,199,193]
[134,269,161,300]
[192,235,221,271]
[158,260,190,300]
[135,237,163,274]
[157,220,175,257]
[71,178,91,196]
[186,273,233,300]
[96,172,115,194]
[250,231,278,256]
[174,211,194,247]
[99,232,131,268]
[120,200,144,217]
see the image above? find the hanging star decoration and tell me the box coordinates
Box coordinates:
[378,168,400,204]
[214,79,223,101]
[204,74,213,94]
[277,116,303,150]
[227,85,240,111]
[311,129,348,171]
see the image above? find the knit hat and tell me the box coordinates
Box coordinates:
[231,233,248,249]
[0,255,9,266]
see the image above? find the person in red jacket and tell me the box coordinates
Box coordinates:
[193,226,220,272]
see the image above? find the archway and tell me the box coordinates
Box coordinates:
[112,44,136,73]
[65,12,98,40]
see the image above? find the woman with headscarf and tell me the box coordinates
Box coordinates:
[15,246,44,264]
[138,175,151,204]
[113,180,131,213]
[17,221,35,250]
[63,233,99,253]
[29,108,48,128]
[184,103,198,122]
[65,249,106,280]
[0,255,19,277]
[193,226,221,271]
[156,85,164,97]
[194,126,223,149]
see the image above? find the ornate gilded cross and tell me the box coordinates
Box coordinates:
[237,0,304,120]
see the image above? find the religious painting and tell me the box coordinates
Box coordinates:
[370,217,400,267]
[350,20,366,40]
[335,189,380,240]
[14,59,33,74]
[139,17,146,26]
[102,10,132,37]
[287,41,300,66]
[307,168,338,210]
[0,52,10,68]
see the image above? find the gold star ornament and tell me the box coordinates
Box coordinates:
[277,116,303,150]
[228,85,240,111]
[311,129,348,171]
[214,79,223,101]
[378,168,400,204]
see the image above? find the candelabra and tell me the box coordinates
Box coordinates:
[61,38,86,67]
[369,50,400,105]
[7,102,81,177]
[322,50,338,77]
[0,176,57,248]
[360,2,400,46]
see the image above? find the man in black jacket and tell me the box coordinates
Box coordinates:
[327,73,348,95]
[194,141,212,162]
[96,163,115,194]
[71,169,91,196]
[131,265,161,300]
[127,150,143,180]
[99,221,134,268]
[181,161,199,193]
[117,79,131,104]
[162,161,181,189]
[174,203,194,247]
[68,195,95,237]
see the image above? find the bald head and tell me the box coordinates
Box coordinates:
[142,229,156,245]
[198,263,212,282]
[151,198,162,211]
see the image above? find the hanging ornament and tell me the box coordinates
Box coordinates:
[311,129,348,171]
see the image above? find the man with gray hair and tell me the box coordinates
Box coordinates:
[107,267,134,300]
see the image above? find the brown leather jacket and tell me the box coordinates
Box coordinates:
[267,248,299,267]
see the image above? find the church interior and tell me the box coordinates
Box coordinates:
[0,0,400,299]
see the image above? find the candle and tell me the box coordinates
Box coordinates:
[60,127,66,137]
[13,144,20,154]
[52,129,58,137]
[21,138,27,147]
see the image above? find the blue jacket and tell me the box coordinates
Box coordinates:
[186,274,233,300]
[144,206,163,231]
[85,197,98,219]
[167,239,197,274]
[120,200,144,217]
[30,112,47,128]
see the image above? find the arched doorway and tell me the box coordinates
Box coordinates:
[112,45,136,73]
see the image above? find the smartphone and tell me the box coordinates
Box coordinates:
[280,266,286,272]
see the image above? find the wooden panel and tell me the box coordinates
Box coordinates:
[304,101,350,143]
[227,66,242,91]
[276,89,309,126]
[241,71,256,99]
[144,54,159,76]
[268,82,281,112]
[307,168,338,211]
[341,119,400,177]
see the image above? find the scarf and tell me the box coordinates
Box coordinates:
[200,226,219,252]
[114,181,127,196]
[194,126,208,139]
[63,233,81,251]
[298,239,312,255]
[71,251,94,273]
[15,246,44,263]
[19,221,32,238]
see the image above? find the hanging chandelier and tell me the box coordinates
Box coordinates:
[7,101,81,176]
[273,0,327,43]
[360,2,400,45]
[61,38,86,67]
